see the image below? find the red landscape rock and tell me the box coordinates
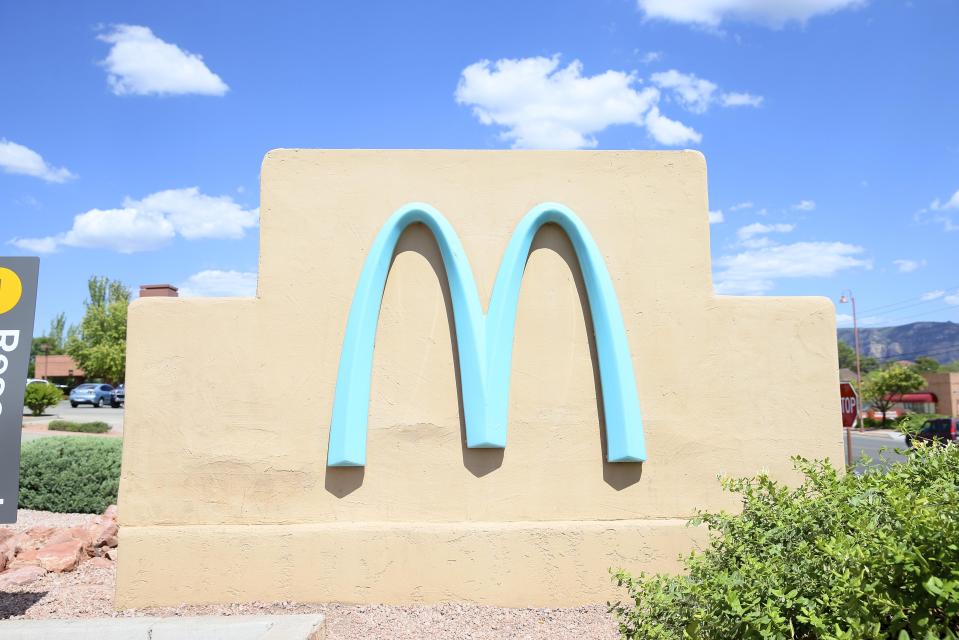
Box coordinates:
[67,526,95,556]
[0,538,13,564]
[0,528,14,546]
[44,528,76,546]
[25,525,56,543]
[0,549,6,572]
[86,556,113,569]
[36,540,83,573]
[0,565,47,588]
[103,504,118,520]
[91,519,119,548]
[9,547,40,569]
[105,548,118,561]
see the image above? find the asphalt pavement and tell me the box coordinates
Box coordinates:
[845,429,909,473]
[21,400,124,442]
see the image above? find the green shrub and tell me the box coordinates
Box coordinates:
[611,444,959,640]
[19,437,121,513]
[46,419,111,433]
[23,382,62,416]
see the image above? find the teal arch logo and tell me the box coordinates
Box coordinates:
[327,202,647,467]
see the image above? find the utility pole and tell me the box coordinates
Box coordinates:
[840,290,863,429]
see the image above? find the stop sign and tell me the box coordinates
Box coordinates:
[839,382,859,427]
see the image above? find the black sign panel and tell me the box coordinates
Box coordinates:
[0,257,39,523]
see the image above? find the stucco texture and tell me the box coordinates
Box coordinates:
[117,150,843,607]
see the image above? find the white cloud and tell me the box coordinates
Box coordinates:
[456,58,760,148]
[714,241,870,294]
[0,139,75,183]
[9,187,257,254]
[919,188,959,231]
[893,259,925,273]
[650,70,717,113]
[455,56,666,148]
[709,209,724,224]
[921,290,945,301]
[946,291,959,306]
[10,236,60,254]
[930,189,959,211]
[456,58,761,148]
[651,70,763,115]
[636,50,663,64]
[792,199,816,211]
[729,201,754,211]
[737,222,795,242]
[124,188,258,240]
[178,270,257,297]
[63,208,176,253]
[644,105,702,145]
[636,0,867,28]
[721,92,764,107]
[98,24,229,96]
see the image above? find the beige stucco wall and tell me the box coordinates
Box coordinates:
[117,150,843,608]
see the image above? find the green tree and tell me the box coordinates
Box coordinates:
[45,312,67,352]
[28,312,70,377]
[836,340,879,375]
[837,340,857,370]
[66,277,130,384]
[860,364,927,426]
[912,356,942,373]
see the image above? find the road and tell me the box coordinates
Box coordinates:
[845,429,908,473]
[21,400,124,442]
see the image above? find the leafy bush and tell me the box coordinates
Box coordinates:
[19,437,121,513]
[23,382,62,416]
[611,444,959,640]
[47,420,111,433]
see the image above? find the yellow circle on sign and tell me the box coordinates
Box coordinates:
[0,267,24,315]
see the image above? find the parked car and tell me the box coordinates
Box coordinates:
[69,383,114,408]
[905,417,959,447]
[26,378,53,386]
[111,384,125,408]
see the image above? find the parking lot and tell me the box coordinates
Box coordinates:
[21,400,124,441]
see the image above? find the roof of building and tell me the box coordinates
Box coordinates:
[34,354,84,377]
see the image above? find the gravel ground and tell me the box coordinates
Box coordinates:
[2,511,620,639]
[4,509,99,533]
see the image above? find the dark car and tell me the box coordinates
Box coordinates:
[905,417,959,447]
[69,383,114,408]
[111,384,125,408]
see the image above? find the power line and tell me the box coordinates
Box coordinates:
[879,304,959,324]
[856,286,959,315]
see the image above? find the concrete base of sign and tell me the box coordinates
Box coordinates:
[116,519,701,607]
[0,614,326,640]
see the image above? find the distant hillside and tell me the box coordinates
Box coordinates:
[838,321,959,364]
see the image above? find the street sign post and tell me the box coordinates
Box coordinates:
[0,257,39,524]
[840,382,859,468]
[840,382,859,428]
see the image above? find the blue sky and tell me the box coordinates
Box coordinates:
[2,0,958,337]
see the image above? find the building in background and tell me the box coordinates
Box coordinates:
[34,354,85,388]
[923,372,959,417]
